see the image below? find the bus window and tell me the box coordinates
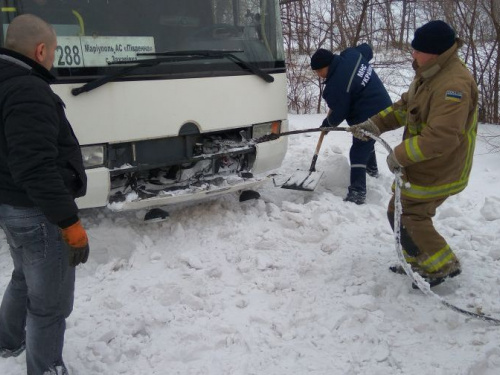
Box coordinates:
[0,0,288,212]
[2,0,284,72]
[17,0,83,35]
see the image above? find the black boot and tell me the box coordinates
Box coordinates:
[412,267,462,289]
[366,167,379,178]
[344,190,366,205]
[0,341,25,358]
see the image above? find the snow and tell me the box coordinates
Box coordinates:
[1,116,500,375]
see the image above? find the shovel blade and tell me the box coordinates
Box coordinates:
[281,170,324,191]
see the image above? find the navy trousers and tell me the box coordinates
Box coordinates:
[348,136,378,195]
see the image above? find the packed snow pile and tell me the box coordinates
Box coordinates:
[1,116,499,375]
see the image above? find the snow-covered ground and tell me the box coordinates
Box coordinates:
[1,116,500,375]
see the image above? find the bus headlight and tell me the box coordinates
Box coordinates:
[81,145,106,168]
[252,121,281,139]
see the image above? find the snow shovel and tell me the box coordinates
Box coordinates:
[281,130,326,191]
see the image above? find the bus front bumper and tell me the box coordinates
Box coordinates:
[76,167,269,211]
[75,134,286,211]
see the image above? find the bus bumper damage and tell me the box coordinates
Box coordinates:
[76,132,287,211]
[107,173,267,211]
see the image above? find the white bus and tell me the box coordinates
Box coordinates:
[1,0,288,215]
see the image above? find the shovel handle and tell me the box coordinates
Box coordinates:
[309,131,326,172]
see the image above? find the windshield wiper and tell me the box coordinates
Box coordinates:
[139,50,274,84]
[71,49,274,96]
[140,49,243,57]
[71,55,204,96]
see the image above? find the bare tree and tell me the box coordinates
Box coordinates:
[444,0,500,124]
[281,0,500,123]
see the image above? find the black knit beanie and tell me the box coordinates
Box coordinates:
[411,20,456,55]
[310,49,334,70]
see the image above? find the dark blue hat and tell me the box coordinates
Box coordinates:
[411,20,456,55]
[310,49,334,70]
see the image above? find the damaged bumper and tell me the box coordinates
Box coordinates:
[106,173,268,211]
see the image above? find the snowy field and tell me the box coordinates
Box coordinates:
[1,116,500,375]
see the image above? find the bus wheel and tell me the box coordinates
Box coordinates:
[144,208,169,222]
[239,190,260,202]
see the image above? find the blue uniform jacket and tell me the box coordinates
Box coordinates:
[322,43,391,127]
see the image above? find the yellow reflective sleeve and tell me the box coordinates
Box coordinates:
[398,179,470,200]
[394,109,406,126]
[379,106,393,118]
[404,137,426,162]
[379,106,407,125]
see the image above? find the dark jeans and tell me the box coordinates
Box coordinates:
[0,204,73,375]
[348,136,378,195]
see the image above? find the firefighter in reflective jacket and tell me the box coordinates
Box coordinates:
[349,20,479,287]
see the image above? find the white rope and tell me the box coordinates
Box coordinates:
[362,130,500,324]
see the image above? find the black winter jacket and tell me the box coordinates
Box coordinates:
[322,43,392,127]
[0,48,87,228]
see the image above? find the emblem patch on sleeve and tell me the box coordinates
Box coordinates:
[445,90,463,102]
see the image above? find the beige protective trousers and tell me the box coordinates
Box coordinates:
[387,195,459,275]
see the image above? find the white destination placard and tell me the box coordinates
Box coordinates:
[55,36,155,68]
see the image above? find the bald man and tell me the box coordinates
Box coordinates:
[0,14,88,375]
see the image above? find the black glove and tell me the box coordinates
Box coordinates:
[321,118,330,128]
[68,244,90,267]
[61,220,90,267]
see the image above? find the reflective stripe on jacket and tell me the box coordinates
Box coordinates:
[373,41,478,201]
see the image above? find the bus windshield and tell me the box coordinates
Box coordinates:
[1,0,285,80]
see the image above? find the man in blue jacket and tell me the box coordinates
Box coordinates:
[311,44,392,204]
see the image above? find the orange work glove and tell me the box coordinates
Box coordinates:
[61,220,89,267]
